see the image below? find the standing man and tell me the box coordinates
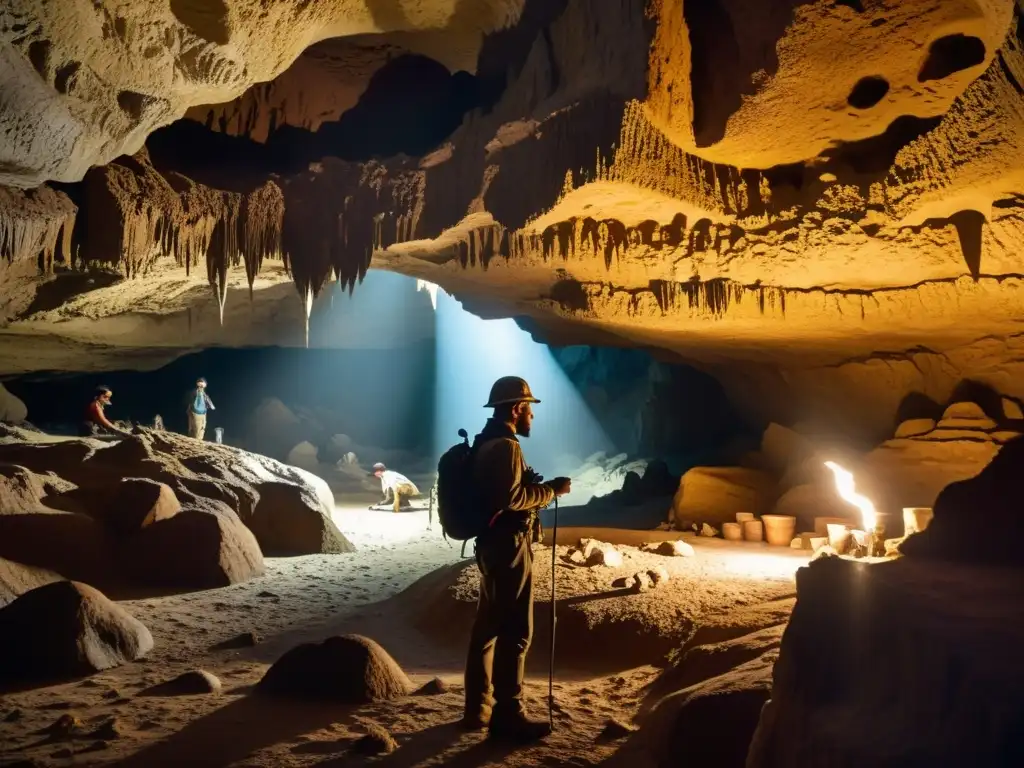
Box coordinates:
[371,462,420,512]
[186,377,215,440]
[463,376,571,743]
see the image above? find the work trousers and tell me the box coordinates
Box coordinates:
[392,483,417,512]
[187,412,207,440]
[464,525,534,719]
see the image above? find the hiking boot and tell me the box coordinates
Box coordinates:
[487,712,551,743]
[461,706,492,730]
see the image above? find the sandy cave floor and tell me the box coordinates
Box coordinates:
[0,502,808,768]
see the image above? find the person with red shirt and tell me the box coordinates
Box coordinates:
[80,386,129,439]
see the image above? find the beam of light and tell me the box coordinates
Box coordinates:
[823,460,877,531]
[432,288,613,501]
[416,279,440,310]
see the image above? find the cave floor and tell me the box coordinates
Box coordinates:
[0,504,808,768]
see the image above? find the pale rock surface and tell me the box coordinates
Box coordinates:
[673,467,776,527]
[894,418,936,439]
[286,440,320,469]
[642,540,695,558]
[579,539,624,568]
[1001,397,1023,420]
[0,384,27,423]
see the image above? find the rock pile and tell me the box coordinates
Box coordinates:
[0,424,354,599]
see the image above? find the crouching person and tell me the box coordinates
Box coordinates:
[371,463,420,512]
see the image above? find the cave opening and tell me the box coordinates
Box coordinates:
[4,272,749,513]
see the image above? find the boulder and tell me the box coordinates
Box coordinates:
[0,383,27,423]
[642,540,695,557]
[760,424,815,474]
[0,462,51,514]
[249,481,353,555]
[894,418,936,438]
[747,556,1024,768]
[257,635,412,703]
[106,478,181,533]
[900,435,1024,566]
[610,652,776,768]
[579,539,624,567]
[0,509,115,587]
[143,669,222,696]
[0,556,61,608]
[0,581,152,682]
[672,467,776,526]
[123,501,264,589]
[286,440,319,468]
[858,435,1000,513]
[940,401,987,421]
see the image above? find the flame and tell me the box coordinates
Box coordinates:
[416,279,440,311]
[823,461,877,531]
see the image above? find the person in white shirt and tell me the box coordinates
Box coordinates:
[371,462,420,512]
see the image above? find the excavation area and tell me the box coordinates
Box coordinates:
[0,496,805,768]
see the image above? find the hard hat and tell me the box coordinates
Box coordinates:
[372,462,386,472]
[484,376,540,408]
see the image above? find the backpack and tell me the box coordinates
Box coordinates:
[435,428,487,541]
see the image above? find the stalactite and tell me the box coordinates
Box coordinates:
[0,184,77,273]
[239,181,284,299]
[78,151,182,278]
[650,277,787,319]
[207,191,241,324]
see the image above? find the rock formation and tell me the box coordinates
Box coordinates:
[0,580,153,683]
[0,424,353,595]
[1,1,1023,438]
[747,556,1024,767]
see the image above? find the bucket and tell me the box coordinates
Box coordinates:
[722,522,743,541]
[762,514,797,546]
[736,512,755,523]
[743,520,764,542]
[214,427,224,444]
[902,507,933,536]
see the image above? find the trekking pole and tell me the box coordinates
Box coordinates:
[549,496,558,730]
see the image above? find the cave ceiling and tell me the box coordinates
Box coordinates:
[2,0,1024,438]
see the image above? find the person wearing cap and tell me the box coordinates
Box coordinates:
[371,462,420,512]
[186,377,215,440]
[462,375,571,743]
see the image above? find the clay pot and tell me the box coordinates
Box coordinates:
[902,507,933,536]
[743,520,764,542]
[762,514,797,546]
[814,516,852,536]
[722,522,743,541]
[735,512,755,523]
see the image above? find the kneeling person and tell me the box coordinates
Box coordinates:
[372,463,420,512]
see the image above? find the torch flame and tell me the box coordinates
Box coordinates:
[823,461,877,531]
[416,279,440,311]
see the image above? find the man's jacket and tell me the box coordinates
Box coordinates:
[471,418,554,533]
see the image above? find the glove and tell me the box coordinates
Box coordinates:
[524,467,544,484]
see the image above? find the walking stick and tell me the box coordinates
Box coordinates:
[549,496,558,730]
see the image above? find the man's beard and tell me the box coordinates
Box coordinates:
[516,417,531,438]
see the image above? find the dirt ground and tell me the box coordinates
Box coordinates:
[0,500,808,768]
